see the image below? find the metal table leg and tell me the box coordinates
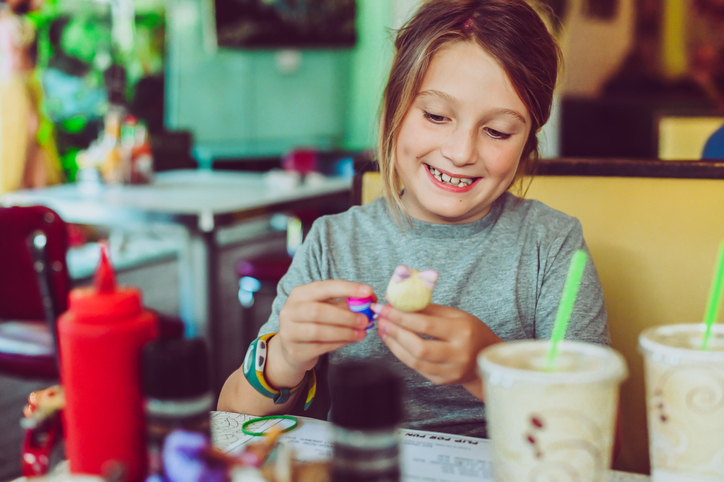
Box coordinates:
[177,227,223,394]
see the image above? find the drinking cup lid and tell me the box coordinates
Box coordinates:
[639,323,724,363]
[478,340,628,386]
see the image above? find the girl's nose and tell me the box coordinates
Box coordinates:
[440,126,477,166]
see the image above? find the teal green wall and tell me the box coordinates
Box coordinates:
[344,1,395,151]
[166,0,399,166]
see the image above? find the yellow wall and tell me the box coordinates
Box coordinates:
[526,175,724,474]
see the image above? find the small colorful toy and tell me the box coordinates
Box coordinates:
[21,385,66,477]
[385,265,439,312]
[347,296,375,331]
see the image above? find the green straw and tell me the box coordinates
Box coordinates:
[701,242,724,350]
[547,249,589,369]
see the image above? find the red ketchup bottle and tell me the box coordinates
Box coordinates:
[58,245,158,481]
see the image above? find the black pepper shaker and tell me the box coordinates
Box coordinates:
[142,338,213,478]
[330,361,402,482]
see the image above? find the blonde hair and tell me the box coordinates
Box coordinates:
[377,0,562,220]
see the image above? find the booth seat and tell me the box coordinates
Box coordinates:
[355,157,724,475]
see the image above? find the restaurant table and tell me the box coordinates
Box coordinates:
[1,170,351,390]
[212,411,651,481]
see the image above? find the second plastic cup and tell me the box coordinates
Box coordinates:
[478,340,627,482]
[639,323,724,482]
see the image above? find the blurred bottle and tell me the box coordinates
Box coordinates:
[58,244,158,481]
[122,116,154,185]
[99,106,128,184]
[143,337,213,479]
[330,361,403,482]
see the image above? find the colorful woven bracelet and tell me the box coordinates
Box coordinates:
[243,333,316,408]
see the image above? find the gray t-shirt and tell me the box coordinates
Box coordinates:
[258,192,609,437]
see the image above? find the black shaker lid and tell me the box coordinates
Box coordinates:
[329,361,402,430]
[142,337,210,400]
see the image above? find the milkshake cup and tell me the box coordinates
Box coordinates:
[478,340,627,482]
[639,323,724,482]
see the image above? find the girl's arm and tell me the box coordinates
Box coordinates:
[536,220,609,345]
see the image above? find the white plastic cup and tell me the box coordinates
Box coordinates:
[478,340,627,482]
[639,323,724,482]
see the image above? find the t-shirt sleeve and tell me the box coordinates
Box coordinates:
[256,219,327,337]
[534,218,610,345]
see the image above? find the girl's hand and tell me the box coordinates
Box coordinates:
[275,280,374,376]
[373,303,502,391]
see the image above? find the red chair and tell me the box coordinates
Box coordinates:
[0,206,185,379]
[0,205,70,378]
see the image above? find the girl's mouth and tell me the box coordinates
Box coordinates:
[425,164,480,192]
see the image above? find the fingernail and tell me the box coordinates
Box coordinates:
[378,319,387,338]
[371,303,383,314]
[358,315,370,328]
[358,285,372,296]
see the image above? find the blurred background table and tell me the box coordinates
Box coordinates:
[1,170,351,391]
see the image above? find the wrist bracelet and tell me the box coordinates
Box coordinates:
[243,333,316,409]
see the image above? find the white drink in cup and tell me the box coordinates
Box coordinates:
[478,340,627,482]
[639,323,724,482]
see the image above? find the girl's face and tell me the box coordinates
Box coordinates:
[394,41,531,224]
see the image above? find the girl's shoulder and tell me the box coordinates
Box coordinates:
[499,192,582,235]
[311,197,393,232]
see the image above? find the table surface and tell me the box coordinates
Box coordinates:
[211,411,650,482]
[1,169,352,230]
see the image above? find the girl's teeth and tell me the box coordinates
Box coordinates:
[428,165,473,186]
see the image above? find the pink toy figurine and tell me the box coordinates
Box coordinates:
[385,265,439,312]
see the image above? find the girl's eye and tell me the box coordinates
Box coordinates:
[423,111,447,124]
[485,128,511,140]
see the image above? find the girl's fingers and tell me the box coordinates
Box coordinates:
[285,321,366,345]
[288,280,373,303]
[278,320,366,369]
[275,280,374,365]
[373,303,451,340]
[380,327,447,383]
[378,318,449,364]
[283,301,370,330]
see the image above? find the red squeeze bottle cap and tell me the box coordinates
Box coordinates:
[69,244,142,322]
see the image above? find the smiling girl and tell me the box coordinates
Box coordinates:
[219,0,609,438]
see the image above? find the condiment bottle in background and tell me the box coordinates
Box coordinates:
[142,337,213,479]
[58,244,158,482]
[99,107,128,184]
[330,361,403,482]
